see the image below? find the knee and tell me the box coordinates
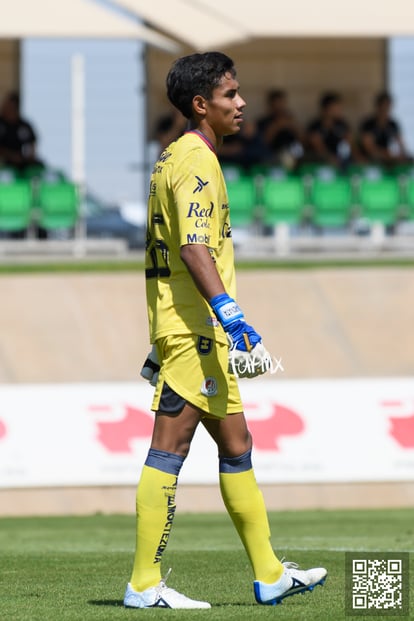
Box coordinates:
[151,438,191,459]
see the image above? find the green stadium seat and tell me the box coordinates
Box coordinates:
[227,176,257,226]
[388,162,414,178]
[358,177,400,225]
[297,163,337,181]
[0,180,32,232]
[262,177,305,226]
[251,164,289,180]
[347,164,384,180]
[405,178,414,219]
[37,181,79,231]
[310,177,353,227]
[19,164,46,181]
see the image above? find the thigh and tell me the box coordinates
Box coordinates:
[151,402,202,457]
[202,411,252,458]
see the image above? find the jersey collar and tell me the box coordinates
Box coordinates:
[185,129,216,155]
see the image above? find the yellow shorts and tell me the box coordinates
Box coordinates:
[151,334,243,419]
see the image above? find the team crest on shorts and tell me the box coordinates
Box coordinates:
[197,336,213,355]
[201,377,218,397]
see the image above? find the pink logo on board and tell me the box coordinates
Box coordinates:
[246,403,305,451]
[93,401,305,454]
[95,405,153,453]
[389,414,414,449]
[382,399,414,449]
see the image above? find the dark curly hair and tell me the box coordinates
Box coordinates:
[166,52,236,119]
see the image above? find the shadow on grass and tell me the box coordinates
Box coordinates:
[88,600,124,607]
[88,599,253,608]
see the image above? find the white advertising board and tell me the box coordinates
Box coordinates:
[0,378,413,488]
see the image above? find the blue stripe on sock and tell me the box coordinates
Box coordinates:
[219,449,252,473]
[145,448,185,476]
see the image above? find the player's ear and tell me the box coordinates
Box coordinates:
[192,95,207,117]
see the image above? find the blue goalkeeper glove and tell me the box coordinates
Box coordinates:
[210,293,261,352]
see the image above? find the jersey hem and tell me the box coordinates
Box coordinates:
[150,327,228,346]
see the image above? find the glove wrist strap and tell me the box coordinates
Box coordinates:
[210,293,244,329]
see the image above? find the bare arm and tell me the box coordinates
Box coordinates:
[396,135,409,159]
[308,131,339,166]
[180,244,226,301]
[360,132,386,161]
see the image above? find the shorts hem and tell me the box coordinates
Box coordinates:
[155,371,241,420]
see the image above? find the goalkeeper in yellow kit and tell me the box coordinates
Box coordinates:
[124,52,327,609]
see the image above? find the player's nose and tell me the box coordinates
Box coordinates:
[236,93,246,110]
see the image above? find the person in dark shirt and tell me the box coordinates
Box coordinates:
[306,92,356,168]
[219,118,265,169]
[0,92,41,170]
[359,91,411,165]
[257,89,304,168]
[154,108,187,152]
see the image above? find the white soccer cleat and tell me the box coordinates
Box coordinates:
[124,571,211,609]
[254,561,327,605]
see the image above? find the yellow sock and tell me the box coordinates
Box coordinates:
[130,459,181,591]
[220,463,284,584]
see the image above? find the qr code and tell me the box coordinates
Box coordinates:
[352,559,402,610]
[346,553,409,617]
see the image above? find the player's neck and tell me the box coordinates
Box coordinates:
[190,123,222,152]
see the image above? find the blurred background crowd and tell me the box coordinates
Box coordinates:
[1,2,414,251]
[155,89,411,172]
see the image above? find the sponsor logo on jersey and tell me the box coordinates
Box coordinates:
[187,202,214,230]
[193,175,209,193]
[221,203,229,209]
[186,232,211,244]
[222,222,232,238]
[187,202,214,218]
[206,316,219,328]
[158,150,172,163]
[197,336,213,355]
[201,376,218,397]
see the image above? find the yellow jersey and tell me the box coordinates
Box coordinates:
[145,131,236,345]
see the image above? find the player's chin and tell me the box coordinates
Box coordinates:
[224,123,242,136]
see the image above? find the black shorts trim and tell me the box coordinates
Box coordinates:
[158,381,186,414]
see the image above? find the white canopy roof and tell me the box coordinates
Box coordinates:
[113,0,414,49]
[0,0,178,51]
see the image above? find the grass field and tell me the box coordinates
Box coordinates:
[1,257,414,275]
[1,508,412,620]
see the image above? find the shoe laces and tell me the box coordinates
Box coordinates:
[154,568,190,604]
[155,567,172,597]
[281,557,300,571]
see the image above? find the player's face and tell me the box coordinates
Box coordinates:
[204,72,246,137]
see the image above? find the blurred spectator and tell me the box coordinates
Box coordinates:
[306,92,357,168]
[359,91,411,166]
[257,89,304,168]
[0,92,42,170]
[154,108,187,152]
[219,119,265,169]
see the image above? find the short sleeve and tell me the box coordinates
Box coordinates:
[172,148,220,249]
